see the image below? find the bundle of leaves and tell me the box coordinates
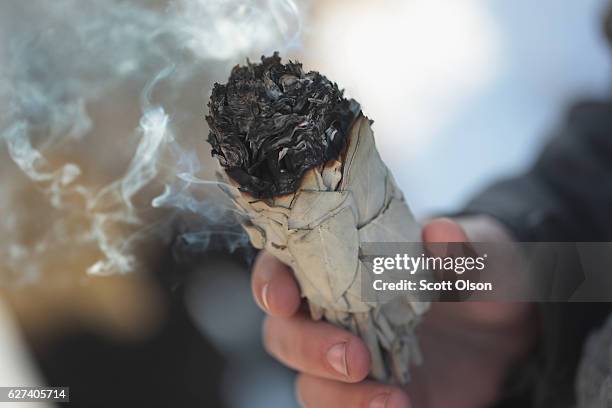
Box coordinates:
[206,53,358,198]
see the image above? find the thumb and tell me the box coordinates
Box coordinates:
[421,218,477,301]
[422,217,469,243]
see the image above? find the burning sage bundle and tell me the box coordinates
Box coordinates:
[206,53,428,384]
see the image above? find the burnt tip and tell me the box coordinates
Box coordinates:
[206,53,359,198]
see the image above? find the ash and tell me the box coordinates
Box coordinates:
[206,53,359,198]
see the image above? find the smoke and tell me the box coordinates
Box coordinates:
[0,0,303,283]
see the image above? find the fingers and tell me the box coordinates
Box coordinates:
[263,314,371,383]
[252,251,301,317]
[296,374,411,408]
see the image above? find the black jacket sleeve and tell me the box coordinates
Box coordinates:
[462,101,612,407]
[465,101,612,242]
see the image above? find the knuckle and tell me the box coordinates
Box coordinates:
[262,317,290,363]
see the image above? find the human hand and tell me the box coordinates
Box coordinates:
[251,217,535,407]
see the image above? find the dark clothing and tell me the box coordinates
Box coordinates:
[463,101,612,407]
[465,101,612,242]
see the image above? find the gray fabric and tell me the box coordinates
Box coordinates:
[464,101,612,407]
[577,314,612,408]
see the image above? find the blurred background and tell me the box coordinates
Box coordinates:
[0,0,610,407]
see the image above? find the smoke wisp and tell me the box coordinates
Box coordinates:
[0,0,303,283]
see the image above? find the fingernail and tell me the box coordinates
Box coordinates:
[326,342,348,377]
[369,393,389,408]
[261,283,270,311]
